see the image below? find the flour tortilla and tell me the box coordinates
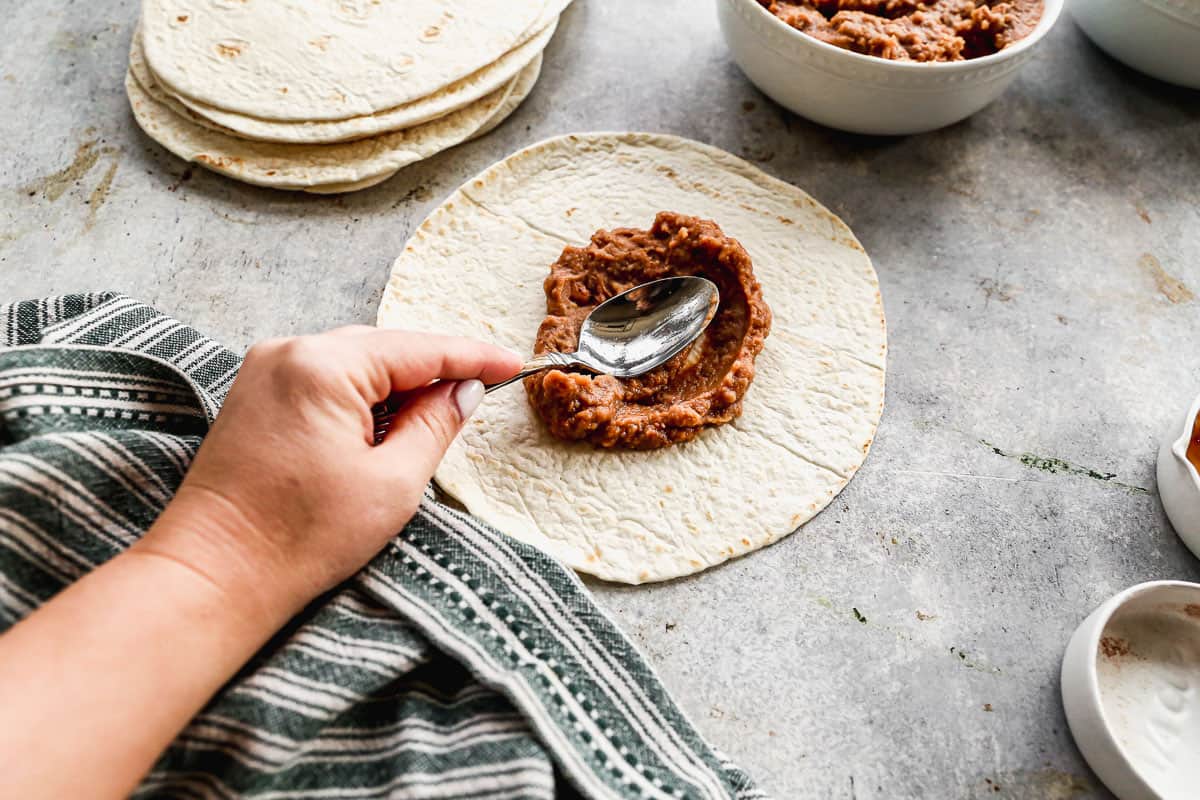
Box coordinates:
[377,133,887,584]
[300,170,399,196]
[153,21,556,144]
[461,54,542,141]
[126,54,518,189]
[140,0,549,121]
[302,55,542,195]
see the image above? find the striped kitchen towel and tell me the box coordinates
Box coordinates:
[0,294,765,800]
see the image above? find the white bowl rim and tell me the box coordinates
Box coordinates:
[734,0,1066,71]
[1071,579,1200,788]
[1133,0,1200,30]
[1169,391,1200,491]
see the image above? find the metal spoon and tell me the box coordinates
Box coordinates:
[372,276,719,443]
[482,275,720,393]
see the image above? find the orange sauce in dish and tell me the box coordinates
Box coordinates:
[1188,411,1200,472]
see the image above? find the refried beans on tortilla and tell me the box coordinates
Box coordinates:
[525,212,771,450]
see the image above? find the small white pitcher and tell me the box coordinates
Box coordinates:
[1157,393,1200,561]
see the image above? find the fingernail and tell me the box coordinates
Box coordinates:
[453,379,485,421]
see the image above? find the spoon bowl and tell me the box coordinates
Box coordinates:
[485,276,720,393]
[577,276,720,377]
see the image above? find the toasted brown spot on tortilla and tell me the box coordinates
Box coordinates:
[215,40,247,58]
[194,154,244,169]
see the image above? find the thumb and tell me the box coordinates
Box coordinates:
[376,379,485,477]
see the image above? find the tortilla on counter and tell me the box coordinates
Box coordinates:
[144,21,556,145]
[302,55,542,195]
[377,133,886,584]
[140,0,548,121]
[125,44,522,190]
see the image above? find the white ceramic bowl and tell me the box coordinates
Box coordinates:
[716,0,1065,135]
[1061,581,1200,800]
[1073,0,1200,89]
[1158,393,1200,560]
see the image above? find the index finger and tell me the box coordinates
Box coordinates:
[351,329,524,396]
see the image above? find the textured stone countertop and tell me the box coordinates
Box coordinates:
[3,1,1199,797]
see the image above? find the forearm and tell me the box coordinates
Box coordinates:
[0,328,514,798]
[0,495,298,799]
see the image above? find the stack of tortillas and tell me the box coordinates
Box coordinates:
[126,0,571,193]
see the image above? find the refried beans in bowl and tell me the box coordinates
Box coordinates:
[717,0,1064,134]
[757,1,1044,62]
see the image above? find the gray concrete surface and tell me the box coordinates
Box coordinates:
[3,1,1200,797]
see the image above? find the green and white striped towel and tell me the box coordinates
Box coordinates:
[0,294,765,800]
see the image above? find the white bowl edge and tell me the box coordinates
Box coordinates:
[730,0,1066,76]
[718,0,1066,134]
[1072,0,1200,89]
[1157,392,1200,561]
[1168,391,1200,482]
[1062,580,1200,800]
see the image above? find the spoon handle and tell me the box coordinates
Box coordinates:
[484,351,579,394]
[372,352,581,444]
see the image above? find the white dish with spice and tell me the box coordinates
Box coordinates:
[1073,0,1200,90]
[715,0,1065,135]
[1157,392,1200,561]
[1061,580,1200,800]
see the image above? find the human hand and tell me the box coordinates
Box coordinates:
[139,327,521,621]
